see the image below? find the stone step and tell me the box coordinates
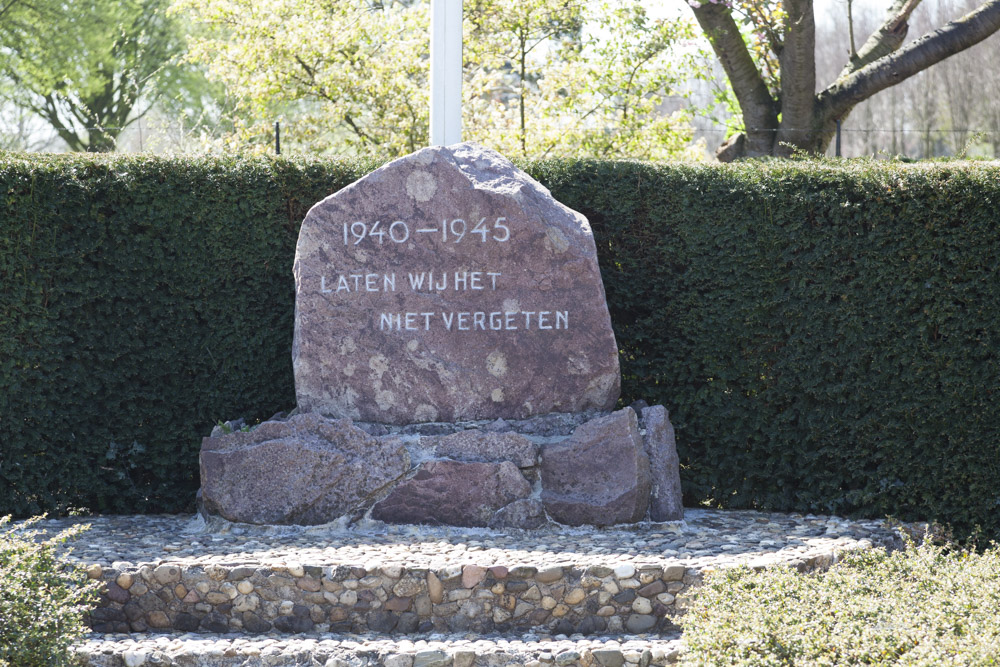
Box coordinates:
[74,632,685,667]
[40,509,900,636]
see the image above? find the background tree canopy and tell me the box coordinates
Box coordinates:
[0,0,197,151]
[2,0,1000,158]
[171,0,702,159]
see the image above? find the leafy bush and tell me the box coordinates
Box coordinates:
[680,540,1000,666]
[0,516,100,667]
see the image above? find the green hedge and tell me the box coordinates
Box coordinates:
[1,153,377,515]
[2,153,998,538]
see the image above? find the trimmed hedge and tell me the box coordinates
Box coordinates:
[2,153,998,538]
[1,153,377,516]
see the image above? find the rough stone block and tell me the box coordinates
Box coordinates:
[541,408,651,526]
[432,429,538,467]
[200,413,410,525]
[641,405,684,521]
[293,142,620,424]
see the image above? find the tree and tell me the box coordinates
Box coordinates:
[690,0,1000,159]
[172,0,700,159]
[173,0,431,156]
[0,0,187,151]
[465,0,699,159]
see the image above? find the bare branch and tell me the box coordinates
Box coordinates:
[839,0,923,79]
[819,0,1000,122]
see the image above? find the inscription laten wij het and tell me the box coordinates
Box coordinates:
[317,216,570,332]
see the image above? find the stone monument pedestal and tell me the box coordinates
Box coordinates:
[200,404,683,528]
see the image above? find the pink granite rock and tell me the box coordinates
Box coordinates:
[540,408,652,526]
[641,405,684,521]
[431,429,538,467]
[370,460,532,527]
[200,413,409,525]
[293,142,620,424]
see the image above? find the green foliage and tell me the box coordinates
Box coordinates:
[0,516,100,667]
[172,0,700,159]
[173,0,432,156]
[466,0,701,160]
[2,154,1000,541]
[680,540,1000,665]
[0,0,193,151]
[526,158,1000,540]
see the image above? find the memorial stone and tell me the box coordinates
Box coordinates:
[292,142,620,424]
[199,143,685,528]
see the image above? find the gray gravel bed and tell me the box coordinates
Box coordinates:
[42,508,899,573]
[74,631,685,666]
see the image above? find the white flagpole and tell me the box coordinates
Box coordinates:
[430,0,463,146]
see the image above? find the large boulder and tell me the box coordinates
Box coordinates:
[540,408,651,526]
[292,142,620,424]
[642,405,684,521]
[371,460,532,527]
[200,413,410,525]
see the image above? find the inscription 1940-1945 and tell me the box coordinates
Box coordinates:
[292,142,620,424]
[317,216,569,333]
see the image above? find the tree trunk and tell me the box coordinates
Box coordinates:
[774,0,819,155]
[691,2,779,157]
[87,129,117,152]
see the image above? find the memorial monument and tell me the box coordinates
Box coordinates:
[200,143,683,527]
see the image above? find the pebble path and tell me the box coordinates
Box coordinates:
[76,632,686,666]
[46,508,899,572]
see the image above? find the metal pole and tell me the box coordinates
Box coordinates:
[275,121,281,155]
[836,119,842,157]
[430,0,462,146]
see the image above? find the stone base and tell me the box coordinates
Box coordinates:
[59,510,900,639]
[200,405,684,529]
[88,557,691,637]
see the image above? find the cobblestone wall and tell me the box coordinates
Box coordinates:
[88,561,701,635]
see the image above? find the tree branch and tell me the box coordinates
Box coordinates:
[838,0,923,80]
[34,94,85,151]
[0,0,22,21]
[818,0,1000,122]
[691,2,775,115]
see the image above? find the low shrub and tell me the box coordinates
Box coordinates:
[680,539,1000,665]
[0,516,100,667]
